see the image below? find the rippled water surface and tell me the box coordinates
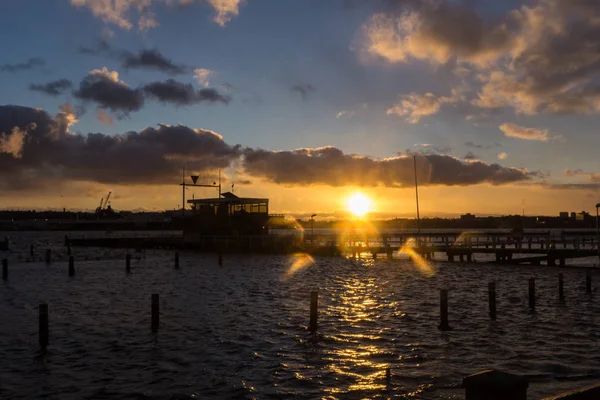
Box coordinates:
[1,232,599,399]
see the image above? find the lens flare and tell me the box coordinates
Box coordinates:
[398,237,435,277]
[282,253,315,280]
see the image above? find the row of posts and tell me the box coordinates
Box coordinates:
[306,272,594,334]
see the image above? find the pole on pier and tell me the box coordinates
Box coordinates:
[175,252,179,269]
[586,271,592,293]
[2,259,7,281]
[414,155,421,244]
[126,254,131,273]
[488,282,496,320]
[68,256,75,277]
[559,273,564,301]
[151,294,159,332]
[39,303,49,347]
[309,291,318,332]
[45,249,51,264]
[67,243,71,256]
[30,244,34,256]
[438,289,451,331]
[528,278,535,310]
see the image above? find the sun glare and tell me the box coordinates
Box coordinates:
[347,192,371,217]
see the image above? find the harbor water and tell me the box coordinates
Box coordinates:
[1,231,599,399]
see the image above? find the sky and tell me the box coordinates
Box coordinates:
[1,0,600,217]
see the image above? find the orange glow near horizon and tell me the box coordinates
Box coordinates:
[346,192,372,217]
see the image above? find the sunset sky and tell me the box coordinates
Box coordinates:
[1,0,599,217]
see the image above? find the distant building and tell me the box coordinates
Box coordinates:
[559,212,569,219]
[460,213,476,222]
[571,212,577,220]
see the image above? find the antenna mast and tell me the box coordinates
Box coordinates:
[414,155,421,238]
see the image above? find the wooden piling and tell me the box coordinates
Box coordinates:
[528,278,535,310]
[309,291,318,332]
[175,252,179,268]
[438,289,451,331]
[45,249,51,264]
[67,244,71,256]
[151,294,159,332]
[68,256,75,277]
[386,367,391,384]
[30,244,34,256]
[218,251,223,266]
[126,254,131,273]
[39,303,49,347]
[2,259,7,281]
[586,271,592,293]
[559,273,564,301]
[488,282,496,320]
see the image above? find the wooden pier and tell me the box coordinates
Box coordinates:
[66,230,600,265]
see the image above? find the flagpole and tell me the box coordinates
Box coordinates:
[182,165,185,218]
[414,155,421,241]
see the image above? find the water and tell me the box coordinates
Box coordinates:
[1,232,599,399]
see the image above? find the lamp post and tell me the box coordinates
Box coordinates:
[310,214,317,245]
[596,203,600,263]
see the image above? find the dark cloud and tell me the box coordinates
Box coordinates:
[0,105,240,188]
[1,58,45,73]
[464,151,478,160]
[120,49,189,75]
[74,69,144,115]
[77,39,111,55]
[291,84,315,101]
[242,147,531,187]
[29,79,73,96]
[143,79,231,106]
[465,141,501,149]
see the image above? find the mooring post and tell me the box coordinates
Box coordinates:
[309,291,318,332]
[438,289,451,330]
[559,273,564,301]
[488,282,496,320]
[151,294,159,332]
[528,278,535,310]
[2,259,8,281]
[175,252,179,269]
[218,251,223,266]
[64,235,69,246]
[67,243,71,256]
[30,244,34,256]
[586,271,592,293]
[39,303,49,347]
[386,367,391,384]
[68,256,75,277]
[126,254,131,273]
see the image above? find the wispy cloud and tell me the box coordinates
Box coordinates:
[1,58,45,73]
[499,123,563,142]
[29,79,73,96]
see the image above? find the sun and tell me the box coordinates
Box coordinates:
[347,192,372,217]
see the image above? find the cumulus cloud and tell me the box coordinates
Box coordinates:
[120,49,188,75]
[497,152,508,160]
[386,91,460,123]
[194,68,215,87]
[292,84,315,101]
[242,147,531,187]
[564,169,600,183]
[29,79,73,96]
[207,0,244,27]
[0,126,29,159]
[1,58,45,73]
[499,123,562,142]
[142,79,231,105]
[74,67,145,114]
[0,105,240,188]
[97,109,114,126]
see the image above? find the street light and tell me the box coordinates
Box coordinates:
[310,214,317,245]
[596,203,600,263]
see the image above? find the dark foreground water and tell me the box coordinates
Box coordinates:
[1,232,599,399]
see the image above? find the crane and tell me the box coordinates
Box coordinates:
[104,191,112,209]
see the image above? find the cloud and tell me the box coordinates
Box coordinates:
[138,11,159,32]
[207,0,244,27]
[77,39,111,55]
[499,123,562,142]
[142,79,231,105]
[0,105,241,188]
[497,152,508,160]
[29,79,73,96]
[97,109,114,126]
[336,110,355,119]
[0,126,29,159]
[386,91,460,123]
[194,68,215,87]
[464,151,478,160]
[291,84,315,101]
[74,67,145,114]
[120,49,188,75]
[242,147,532,187]
[564,169,600,183]
[1,58,45,73]
[466,141,501,149]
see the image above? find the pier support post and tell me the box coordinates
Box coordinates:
[67,244,71,256]
[2,259,7,281]
[559,273,564,301]
[68,256,75,277]
[459,254,464,262]
[463,370,528,400]
[126,254,131,273]
[45,249,51,264]
[488,282,496,320]
[448,253,454,262]
[309,291,318,332]
[39,303,49,347]
[528,278,535,310]
[438,289,451,331]
[151,294,159,332]
[559,257,565,267]
[30,244,34,256]
[175,252,179,269]
[586,271,592,293]
[386,248,393,260]
[218,251,223,266]
[372,252,377,260]
[386,367,391,384]
[467,253,473,263]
